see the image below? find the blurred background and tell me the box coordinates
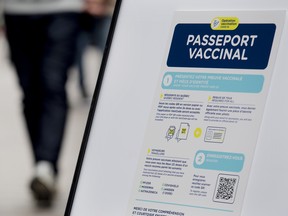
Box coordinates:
[0,1,114,215]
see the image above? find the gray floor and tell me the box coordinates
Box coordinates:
[0,34,101,216]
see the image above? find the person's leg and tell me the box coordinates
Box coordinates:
[35,12,80,174]
[5,12,80,203]
[4,14,45,162]
[75,30,90,98]
[92,15,112,51]
[5,14,57,203]
[28,13,80,203]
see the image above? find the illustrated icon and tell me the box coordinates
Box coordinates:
[205,126,226,143]
[176,122,190,142]
[166,126,176,141]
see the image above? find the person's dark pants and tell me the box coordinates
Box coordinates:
[5,12,79,173]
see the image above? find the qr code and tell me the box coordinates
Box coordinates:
[213,174,239,204]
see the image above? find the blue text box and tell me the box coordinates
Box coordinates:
[194,150,245,172]
[161,72,264,93]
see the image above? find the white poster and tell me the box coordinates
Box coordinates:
[127,11,285,216]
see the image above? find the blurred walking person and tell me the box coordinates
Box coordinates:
[3,0,82,205]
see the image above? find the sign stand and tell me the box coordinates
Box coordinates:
[65,1,288,216]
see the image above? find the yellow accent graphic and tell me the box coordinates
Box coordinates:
[208,96,212,102]
[194,128,202,138]
[181,128,187,134]
[160,93,164,99]
[147,148,151,154]
[211,17,239,30]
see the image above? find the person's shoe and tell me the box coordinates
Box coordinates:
[30,161,56,206]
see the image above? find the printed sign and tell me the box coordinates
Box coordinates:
[127,11,285,216]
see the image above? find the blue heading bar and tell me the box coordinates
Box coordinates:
[167,24,276,69]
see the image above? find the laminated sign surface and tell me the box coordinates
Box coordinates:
[127,10,284,216]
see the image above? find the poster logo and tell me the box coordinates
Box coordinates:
[211,17,239,30]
